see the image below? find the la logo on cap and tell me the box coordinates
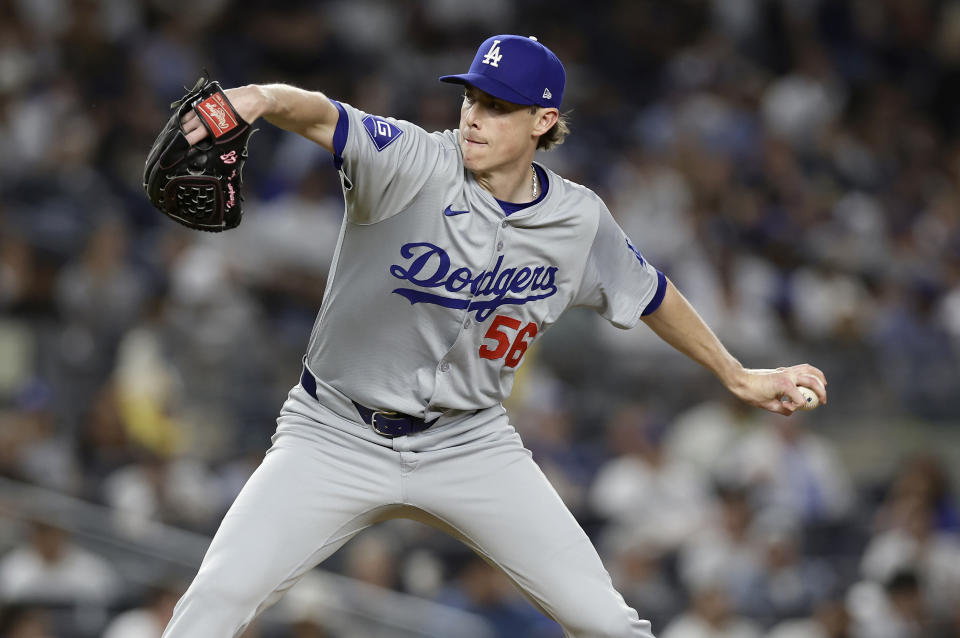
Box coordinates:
[482,40,503,67]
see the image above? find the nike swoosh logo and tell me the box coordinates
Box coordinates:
[443,205,470,217]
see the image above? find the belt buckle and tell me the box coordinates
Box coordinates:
[370,410,401,438]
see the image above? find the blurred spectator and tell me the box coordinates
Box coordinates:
[53,217,151,429]
[0,380,77,492]
[432,555,557,638]
[679,483,761,599]
[871,279,960,419]
[660,580,760,638]
[848,570,930,638]
[860,494,960,621]
[164,239,260,367]
[608,153,695,271]
[160,237,276,457]
[733,515,837,627]
[663,398,757,478]
[102,583,182,638]
[112,294,186,457]
[101,449,220,536]
[874,454,960,534]
[788,261,875,342]
[672,249,788,362]
[760,39,845,150]
[718,416,854,525]
[590,403,709,553]
[54,217,148,344]
[75,381,138,498]
[226,166,343,292]
[766,598,852,638]
[0,521,120,604]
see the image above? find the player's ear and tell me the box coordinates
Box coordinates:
[532,108,559,136]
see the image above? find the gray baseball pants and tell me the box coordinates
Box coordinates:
[161,384,654,637]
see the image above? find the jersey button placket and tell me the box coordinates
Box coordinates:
[439,361,451,373]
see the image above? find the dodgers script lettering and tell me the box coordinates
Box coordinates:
[389,242,558,321]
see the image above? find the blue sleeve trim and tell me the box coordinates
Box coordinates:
[641,270,667,316]
[330,100,349,169]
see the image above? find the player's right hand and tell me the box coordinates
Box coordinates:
[730,364,828,416]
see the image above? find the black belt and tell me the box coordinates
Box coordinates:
[299,366,435,438]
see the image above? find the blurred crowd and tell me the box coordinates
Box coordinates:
[2,0,960,636]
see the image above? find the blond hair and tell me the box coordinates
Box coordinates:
[533,108,570,150]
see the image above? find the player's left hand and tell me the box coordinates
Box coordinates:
[728,364,827,416]
[181,85,264,146]
[143,78,257,232]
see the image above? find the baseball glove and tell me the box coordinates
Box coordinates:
[143,77,256,232]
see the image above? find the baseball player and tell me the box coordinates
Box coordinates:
[162,35,827,637]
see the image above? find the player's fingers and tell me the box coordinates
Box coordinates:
[180,110,198,129]
[184,125,209,146]
[797,373,827,404]
[796,363,827,387]
[768,398,795,416]
[777,378,805,412]
[180,112,208,143]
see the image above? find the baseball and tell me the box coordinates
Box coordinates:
[796,385,820,410]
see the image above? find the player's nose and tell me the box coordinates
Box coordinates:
[463,102,481,128]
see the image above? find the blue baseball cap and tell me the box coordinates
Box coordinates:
[439,35,565,109]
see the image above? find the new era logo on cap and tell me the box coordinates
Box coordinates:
[438,34,566,109]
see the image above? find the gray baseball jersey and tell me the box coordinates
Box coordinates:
[305,101,666,422]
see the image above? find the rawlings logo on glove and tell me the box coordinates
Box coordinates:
[197,93,239,137]
[143,77,257,232]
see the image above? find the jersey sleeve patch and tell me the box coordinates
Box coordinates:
[361,115,403,151]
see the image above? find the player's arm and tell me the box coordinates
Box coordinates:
[640,278,827,416]
[181,84,339,153]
